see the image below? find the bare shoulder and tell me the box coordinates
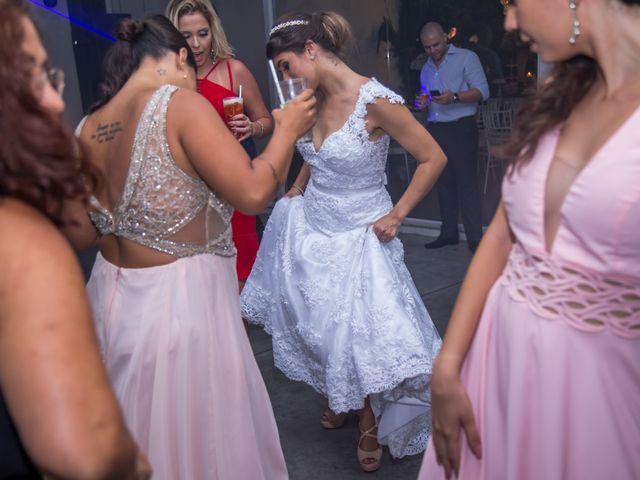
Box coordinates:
[228,58,249,74]
[169,87,211,113]
[168,87,220,123]
[0,199,82,289]
[228,58,256,82]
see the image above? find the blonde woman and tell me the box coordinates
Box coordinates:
[166,0,271,297]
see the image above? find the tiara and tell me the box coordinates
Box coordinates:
[269,20,310,36]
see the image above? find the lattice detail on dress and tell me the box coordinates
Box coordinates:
[502,244,640,338]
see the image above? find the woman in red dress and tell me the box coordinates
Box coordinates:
[166,0,273,304]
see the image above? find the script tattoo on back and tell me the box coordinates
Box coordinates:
[91,121,123,143]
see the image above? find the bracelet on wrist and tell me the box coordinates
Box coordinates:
[292,184,305,196]
[253,120,265,137]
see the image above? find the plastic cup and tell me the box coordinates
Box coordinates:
[278,78,313,143]
[222,96,244,137]
[414,91,429,111]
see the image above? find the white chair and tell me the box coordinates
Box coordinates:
[479,98,514,193]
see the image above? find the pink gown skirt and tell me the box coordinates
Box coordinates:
[419,245,640,480]
[87,252,288,480]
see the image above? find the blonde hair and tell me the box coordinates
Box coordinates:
[165,0,234,59]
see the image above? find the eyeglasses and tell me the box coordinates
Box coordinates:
[34,66,65,98]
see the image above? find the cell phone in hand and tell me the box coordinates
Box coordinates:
[429,90,442,97]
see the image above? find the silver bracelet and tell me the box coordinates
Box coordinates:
[292,184,305,196]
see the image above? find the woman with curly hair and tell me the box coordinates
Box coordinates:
[0,0,149,478]
[419,0,640,479]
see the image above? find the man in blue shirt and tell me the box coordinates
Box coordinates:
[419,22,489,252]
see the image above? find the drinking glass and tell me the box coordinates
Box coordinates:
[278,78,313,143]
[222,96,244,138]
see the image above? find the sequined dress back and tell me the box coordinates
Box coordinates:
[88,85,235,258]
[83,84,288,479]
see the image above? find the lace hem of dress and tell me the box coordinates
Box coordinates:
[502,243,640,338]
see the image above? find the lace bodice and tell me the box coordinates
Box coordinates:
[296,79,404,233]
[86,85,235,258]
[297,78,404,190]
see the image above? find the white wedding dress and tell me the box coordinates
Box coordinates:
[240,78,441,458]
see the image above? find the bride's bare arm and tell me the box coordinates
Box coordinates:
[365,99,446,241]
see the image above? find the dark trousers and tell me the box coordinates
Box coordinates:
[427,116,483,248]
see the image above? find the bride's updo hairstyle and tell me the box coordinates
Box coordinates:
[266,12,352,61]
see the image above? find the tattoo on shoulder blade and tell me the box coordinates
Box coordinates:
[90,122,124,143]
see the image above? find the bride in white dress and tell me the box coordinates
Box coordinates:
[241,12,446,472]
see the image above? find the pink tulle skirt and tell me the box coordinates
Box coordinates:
[87,252,288,480]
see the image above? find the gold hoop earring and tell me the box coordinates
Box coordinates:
[569,0,581,45]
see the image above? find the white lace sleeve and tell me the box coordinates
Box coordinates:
[354,78,405,120]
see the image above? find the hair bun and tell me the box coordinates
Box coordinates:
[117,18,145,42]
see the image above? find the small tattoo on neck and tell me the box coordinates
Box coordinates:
[157,68,167,76]
[90,121,123,143]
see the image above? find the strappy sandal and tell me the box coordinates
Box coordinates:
[320,409,347,429]
[357,424,382,472]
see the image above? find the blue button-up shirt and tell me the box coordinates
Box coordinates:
[420,45,489,123]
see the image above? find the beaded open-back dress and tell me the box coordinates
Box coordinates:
[83,85,288,480]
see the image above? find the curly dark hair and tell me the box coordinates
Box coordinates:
[0,0,97,225]
[500,0,640,169]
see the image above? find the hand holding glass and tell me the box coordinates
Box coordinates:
[222,96,244,138]
[278,78,313,143]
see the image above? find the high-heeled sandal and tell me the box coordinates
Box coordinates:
[320,409,347,429]
[357,424,382,472]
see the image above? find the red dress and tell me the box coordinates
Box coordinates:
[197,61,259,281]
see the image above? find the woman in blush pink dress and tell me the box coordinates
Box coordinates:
[419,1,640,479]
[68,15,315,480]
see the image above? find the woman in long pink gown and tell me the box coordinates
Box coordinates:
[419,1,640,479]
[70,15,315,480]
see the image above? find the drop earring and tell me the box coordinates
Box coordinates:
[569,0,581,45]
